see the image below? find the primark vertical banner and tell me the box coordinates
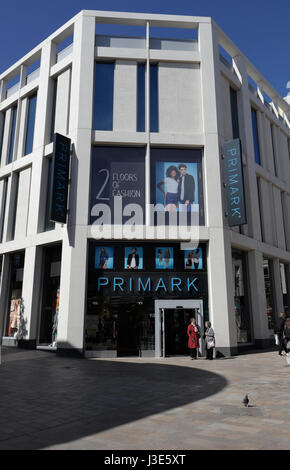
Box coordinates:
[223,139,247,227]
[49,133,71,224]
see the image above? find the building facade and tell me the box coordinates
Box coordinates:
[0,10,289,358]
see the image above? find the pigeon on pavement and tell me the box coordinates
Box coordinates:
[242,394,249,407]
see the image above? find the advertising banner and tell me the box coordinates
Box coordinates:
[223,139,247,226]
[90,147,145,225]
[49,133,71,224]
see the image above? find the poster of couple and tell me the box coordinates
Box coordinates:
[156,162,198,213]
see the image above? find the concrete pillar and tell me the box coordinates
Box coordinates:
[19,246,43,347]
[56,13,95,356]
[233,54,262,241]
[247,250,269,346]
[199,22,237,356]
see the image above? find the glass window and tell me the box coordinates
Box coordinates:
[232,250,252,343]
[150,64,158,132]
[256,177,264,242]
[39,245,61,346]
[270,124,277,176]
[50,79,57,142]
[44,158,55,232]
[137,63,145,132]
[251,108,261,165]
[0,112,6,159]
[10,173,19,241]
[6,252,25,338]
[280,263,289,317]
[8,106,17,164]
[93,62,114,130]
[24,94,37,156]
[230,87,239,139]
[263,258,275,335]
[0,177,8,243]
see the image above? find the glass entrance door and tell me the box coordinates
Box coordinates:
[155,299,203,358]
[164,308,195,356]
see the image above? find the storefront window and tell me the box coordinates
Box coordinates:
[86,241,208,356]
[6,252,25,338]
[280,263,289,317]
[38,245,61,346]
[263,258,275,334]
[232,250,252,343]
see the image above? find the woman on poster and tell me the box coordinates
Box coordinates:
[157,165,180,212]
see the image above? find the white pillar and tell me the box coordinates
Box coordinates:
[199,21,237,356]
[56,13,95,355]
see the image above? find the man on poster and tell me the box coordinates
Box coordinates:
[178,164,195,212]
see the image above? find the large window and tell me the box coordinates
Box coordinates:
[8,106,17,164]
[230,87,239,139]
[251,108,261,165]
[137,63,145,132]
[38,245,61,346]
[280,263,289,317]
[263,258,275,335]
[270,124,277,176]
[6,252,25,338]
[232,250,252,343]
[93,62,114,130]
[150,64,158,132]
[24,93,37,156]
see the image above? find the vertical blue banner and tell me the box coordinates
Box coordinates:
[224,139,247,227]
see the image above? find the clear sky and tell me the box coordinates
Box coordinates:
[0,0,289,98]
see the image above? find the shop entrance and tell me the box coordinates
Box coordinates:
[155,300,203,357]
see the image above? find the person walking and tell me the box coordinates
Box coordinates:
[276,312,287,356]
[283,317,290,354]
[187,317,200,360]
[204,321,215,360]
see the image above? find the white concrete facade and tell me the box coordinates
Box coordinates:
[0,10,289,356]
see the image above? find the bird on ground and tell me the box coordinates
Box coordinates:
[242,394,249,407]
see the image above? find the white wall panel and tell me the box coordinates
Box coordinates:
[158,63,202,133]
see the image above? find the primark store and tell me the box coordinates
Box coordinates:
[0,10,289,358]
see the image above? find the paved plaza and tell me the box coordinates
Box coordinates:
[0,346,289,450]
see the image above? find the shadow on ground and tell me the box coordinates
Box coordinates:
[0,347,227,450]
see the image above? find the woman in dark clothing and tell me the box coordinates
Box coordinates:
[187,317,200,360]
[277,312,287,356]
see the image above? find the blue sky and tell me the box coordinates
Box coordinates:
[0,0,289,98]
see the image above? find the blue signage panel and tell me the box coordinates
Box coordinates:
[224,139,247,226]
[49,133,71,224]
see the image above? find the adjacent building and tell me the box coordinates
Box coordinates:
[0,10,289,358]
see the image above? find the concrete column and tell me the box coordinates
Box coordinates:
[247,250,269,346]
[56,13,95,356]
[19,246,43,347]
[199,22,237,356]
[233,54,262,241]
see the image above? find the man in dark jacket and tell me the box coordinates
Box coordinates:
[178,164,195,212]
[127,248,140,269]
[277,312,287,356]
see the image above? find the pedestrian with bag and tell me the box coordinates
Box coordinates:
[276,312,287,356]
[204,321,215,360]
[187,317,200,360]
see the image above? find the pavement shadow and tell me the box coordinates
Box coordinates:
[0,348,227,449]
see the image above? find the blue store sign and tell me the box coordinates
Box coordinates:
[49,133,71,224]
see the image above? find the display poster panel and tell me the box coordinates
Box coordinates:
[95,247,114,270]
[155,247,174,269]
[184,248,203,270]
[151,148,204,226]
[124,247,143,270]
[90,147,145,225]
